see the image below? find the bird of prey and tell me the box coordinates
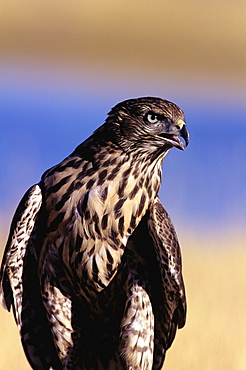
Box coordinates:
[0,97,188,370]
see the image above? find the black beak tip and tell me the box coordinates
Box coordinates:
[182,125,189,148]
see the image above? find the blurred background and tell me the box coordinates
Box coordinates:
[0,1,245,369]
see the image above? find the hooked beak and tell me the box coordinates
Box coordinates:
[157,119,189,150]
[173,122,189,150]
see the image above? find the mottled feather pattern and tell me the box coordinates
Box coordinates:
[148,198,186,330]
[0,185,42,324]
[41,150,163,301]
[0,97,188,369]
[119,253,155,370]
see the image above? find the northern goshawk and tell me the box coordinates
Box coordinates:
[0,97,189,369]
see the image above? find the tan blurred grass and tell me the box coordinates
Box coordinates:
[0,0,246,86]
[1,235,246,369]
[165,243,246,369]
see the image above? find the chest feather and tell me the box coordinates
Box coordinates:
[42,155,162,295]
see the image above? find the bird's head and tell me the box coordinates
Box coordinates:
[104,97,189,154]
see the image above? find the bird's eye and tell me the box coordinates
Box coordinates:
[146,113,159,124]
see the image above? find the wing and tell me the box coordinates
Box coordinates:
[0,184,62,369]
[148,197,186,328]
[0,185,42,317]
[148,197,186,351]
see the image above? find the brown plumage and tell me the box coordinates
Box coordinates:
[0,97,189,369]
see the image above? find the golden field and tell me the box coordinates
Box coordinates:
[0,234,245,370]
[0,0,246,91]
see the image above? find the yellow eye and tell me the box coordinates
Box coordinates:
[147,113,159,124]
